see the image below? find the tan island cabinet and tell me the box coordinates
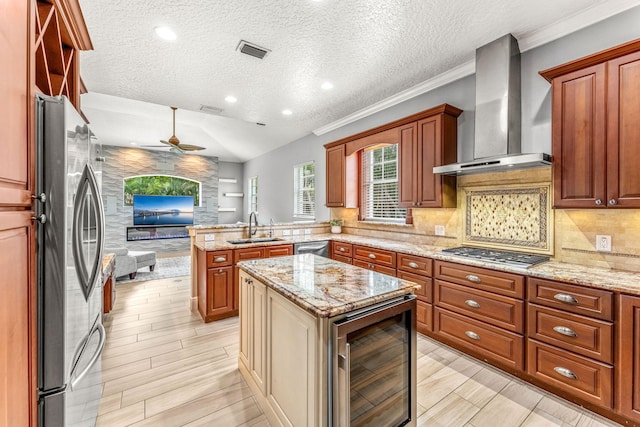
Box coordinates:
[238,270,327,427]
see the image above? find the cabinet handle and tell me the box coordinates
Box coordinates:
[465,299,480,309]
[368,253,377,259]
[553,326,577,337]
[595,199,602,205]
[339,247,346,252]
[408,261,419,269]
[218,269,223,273]
[553,293,578,304]
[553,366,578,380]
[465,274,481,283]
[214,256,226,262]
[609,199,617,205]
[464,331,480,340]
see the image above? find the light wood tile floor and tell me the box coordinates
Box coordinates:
[98,276,622,427]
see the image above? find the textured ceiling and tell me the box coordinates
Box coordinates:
[79,0,631,162]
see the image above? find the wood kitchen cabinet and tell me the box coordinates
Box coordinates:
[433,260,525,372]
[540,39,640,208]
[617,294,640,423]
[399,107,461,209]
[397,253,433,333]
[197,249,234,322]
[352,245,397,276]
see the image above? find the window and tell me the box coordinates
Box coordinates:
[293,162,315,219]
[361,144,406,221]
[248,176,258,213]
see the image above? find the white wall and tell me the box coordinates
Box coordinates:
[243,5,640,223]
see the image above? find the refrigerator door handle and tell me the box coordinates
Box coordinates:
[69,322,105,390]
[72,164,105,300]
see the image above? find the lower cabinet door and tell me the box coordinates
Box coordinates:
[616,295,640,422]
[434,307,524,371]
[250,280,267,393]
[416,300,433,333]
[206,266,234,318]
[527,339,613,409]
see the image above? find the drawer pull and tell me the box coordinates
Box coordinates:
[214,256,227,262]
[464,331,480,340]
[465,274,481,283]
[465,299,480,309]
[368,253,377,259]
[553,366,578,380]
[553,293,578,304]
[408,261,419,269]
[553,326,577,337]
[339,247,346,252]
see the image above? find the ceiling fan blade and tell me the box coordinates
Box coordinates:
[178,144,205,151]
[160,139,174,146]
[169,146,184,154]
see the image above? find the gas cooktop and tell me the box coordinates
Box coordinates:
[441,246,549,268]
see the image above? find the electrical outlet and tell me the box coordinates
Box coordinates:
[204,234,215,241]
[282,229,291,237]
[596,235,612,252]
[292,229,301,236]
[304,228,312,235]
[434,225,445,236]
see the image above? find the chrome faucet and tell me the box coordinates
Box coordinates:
[248,211,258,237]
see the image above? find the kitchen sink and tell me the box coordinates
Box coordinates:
[226,237,283,245]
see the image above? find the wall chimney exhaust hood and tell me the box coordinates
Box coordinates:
[433,34,551,176]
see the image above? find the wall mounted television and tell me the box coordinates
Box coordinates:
[133,195,194,226]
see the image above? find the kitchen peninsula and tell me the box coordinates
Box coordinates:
[236,254,419,427]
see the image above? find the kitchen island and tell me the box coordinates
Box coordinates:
[237,254,420,427]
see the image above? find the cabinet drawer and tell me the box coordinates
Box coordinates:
[433,307,524,371]
[352,259,396,277]
[527,340,613,409]
[332,254,352,264]
[265,244,293,258]
[207,250,233,268]
[332,242,352,257]
[353,245,396,268]
[527,278,613,321]
[434,280,524,333]
[234,247,265,263]
[417,300,432,333]
[528,304,613,364]
[397,253,432,277]
[397,271,432,303]
[434,261,524,298]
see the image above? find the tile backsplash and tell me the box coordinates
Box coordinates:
[331,167,640,272]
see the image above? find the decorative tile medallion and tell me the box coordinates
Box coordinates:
[463,185,552,253]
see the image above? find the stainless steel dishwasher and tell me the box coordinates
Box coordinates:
[293,240,329,258]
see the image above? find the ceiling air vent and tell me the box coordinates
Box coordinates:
[199,105,224,115]
[237,40,270,59]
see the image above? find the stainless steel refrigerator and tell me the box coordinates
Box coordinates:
[35,95,106,426]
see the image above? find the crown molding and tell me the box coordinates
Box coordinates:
[312,0,640,136]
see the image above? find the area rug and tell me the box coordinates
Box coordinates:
[115,256,191,284]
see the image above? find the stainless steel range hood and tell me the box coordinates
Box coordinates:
[433,34,551,176]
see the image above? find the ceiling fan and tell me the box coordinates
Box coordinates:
[147,107,205,153]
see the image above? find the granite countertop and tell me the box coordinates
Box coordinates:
[195,233,640,296]
[237,254,420,318]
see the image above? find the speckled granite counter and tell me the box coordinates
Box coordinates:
[195,233,640,296]
[237,254,419,317]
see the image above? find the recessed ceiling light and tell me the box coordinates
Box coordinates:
[321,81,333,90]
[225,96,237,103]
[282,109,293,116]
[130,142,138,146]
[154,26,176,41]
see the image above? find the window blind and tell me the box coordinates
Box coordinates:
[248,176,258,213]
[361,144,406,221]
[294,162,315,218]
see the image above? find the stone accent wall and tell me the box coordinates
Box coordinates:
[101,145,218,253]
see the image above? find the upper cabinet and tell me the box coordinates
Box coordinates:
[35,0,93,109]
[324,104,462,210]
[399,108,461,208]
[540,38,640,209]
